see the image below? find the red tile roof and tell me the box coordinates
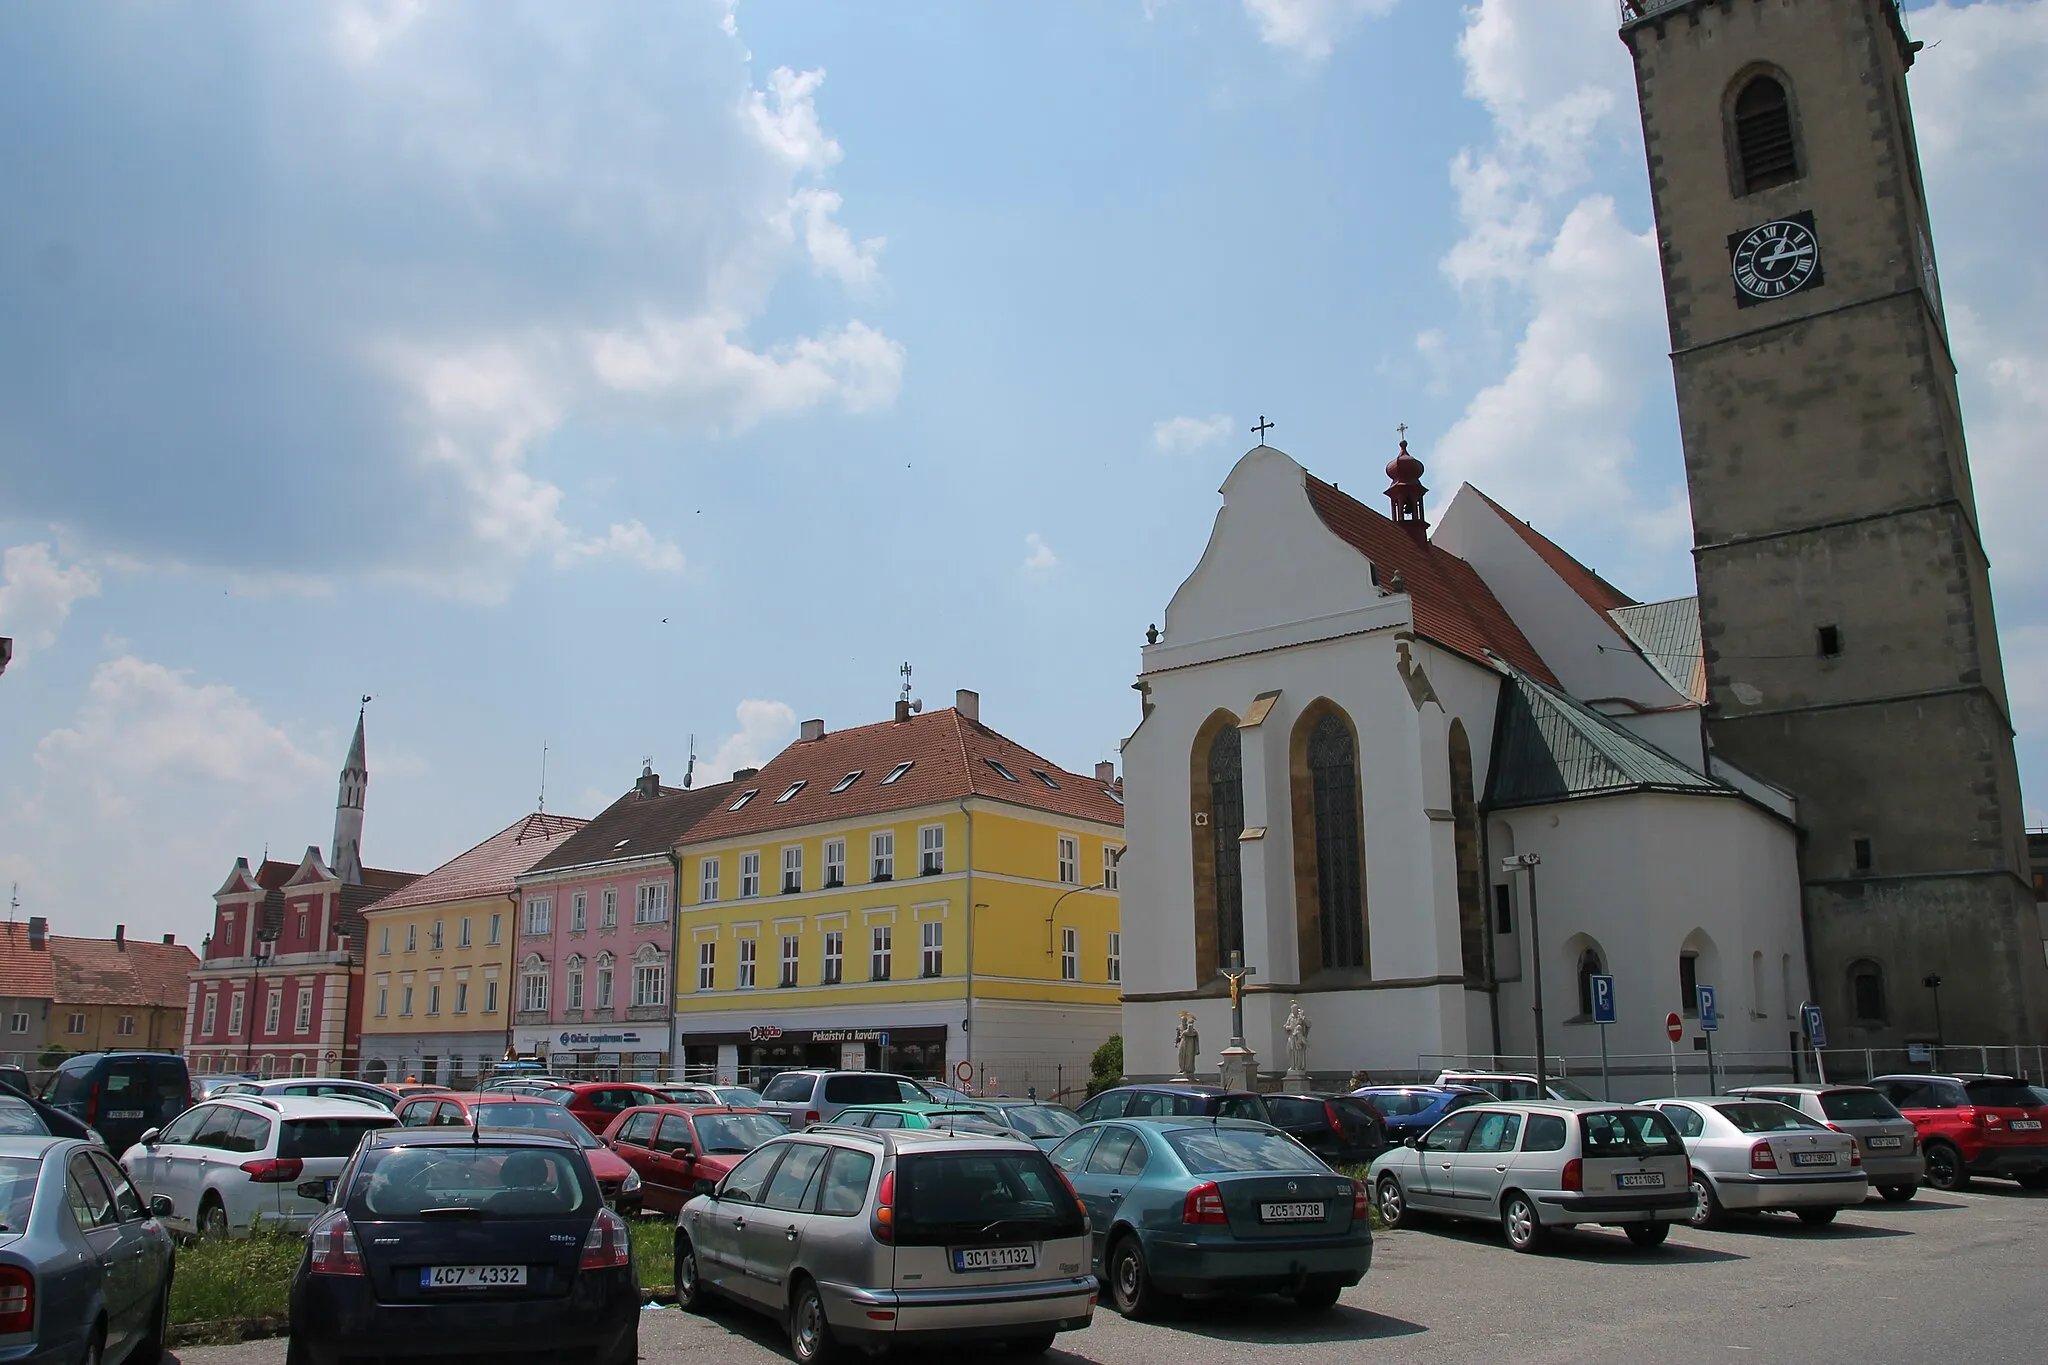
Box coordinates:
[678,708,1125,846]
[1468,487,1636,631]
[525,781,741,876]
[1303,476,1558,685]
[240,858,420,949]
[0,925,56,999]
[368,813,588,911]
[49,935,199,1008]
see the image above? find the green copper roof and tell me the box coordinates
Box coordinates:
[1608,595,1707,704]
[1484,669,1729,810]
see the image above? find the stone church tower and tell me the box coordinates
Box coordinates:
[1621,0,2047,1045]
[332,703,368,887]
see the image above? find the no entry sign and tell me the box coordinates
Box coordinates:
[1664,1012,1684,1043]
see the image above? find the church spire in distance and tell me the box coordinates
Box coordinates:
[1385,424,1429,543]
[332,696,369,885]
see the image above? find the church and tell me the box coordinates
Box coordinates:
[1117,439,1810,1090]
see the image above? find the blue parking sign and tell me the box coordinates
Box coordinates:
[1801,1004,1826,1048]
[1697,984,1718,1032]
[1590,974,1616,1025]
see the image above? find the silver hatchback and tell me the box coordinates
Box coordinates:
[674,1127,1096,1362]
[1649,1098,1867,1227]
[1728,1084,1924,1201]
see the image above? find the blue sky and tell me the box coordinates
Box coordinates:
[3,0,2044,947]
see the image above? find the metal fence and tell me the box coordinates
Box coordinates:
[1419,1043,2046,1102]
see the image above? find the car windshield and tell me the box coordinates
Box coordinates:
[1965,1081,2044,1109]
[0,1159,36,1232]
[924,1112,1012,1136]
[1580,1110,1684,1156]
[1547,1078,1595,1101]
[1360,1092,1437,1117]
[352,1145,592,1219]
[279,1117,394,1159]
[713,1087,764,1107]
[1713,1102,1822,1134]
[1818,1090,1904,1122]
[473,1103,597,1148]
[1167,1127,1322,1174]
[892,1150,1083,1246]
[0,1098,50,1136]
[759,1075,814,1103]
[694,1113,787,1154]
[1002,1106,1081,1139]
[822,1075,916,1105]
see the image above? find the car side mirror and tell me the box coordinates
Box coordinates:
[693,1179,717,1197]
[296,1180,331,1205]
[148,1195,174,1219]
[139,1129,161,1148]
[1403,1135,1419,1148]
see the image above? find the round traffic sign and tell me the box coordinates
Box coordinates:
[955,1060,974,1085]
[1665,1012,1684,1043]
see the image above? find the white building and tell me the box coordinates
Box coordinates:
[1118,440,1810,1095]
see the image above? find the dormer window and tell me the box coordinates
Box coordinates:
[729,789,759,811]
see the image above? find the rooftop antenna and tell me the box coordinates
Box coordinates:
[899,661,914,704]
[684,735,696,790]
[898,662,923,715]
[537,741,549,815]
[6,884,15,926]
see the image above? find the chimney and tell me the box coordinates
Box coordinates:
[955,690,980,723]
[1095,761,1116,785]
[894,698,911,723]
[635,762,661,799]
[27,917,46,951]
[162,933,176,946]
[799,719,825,742]
[732,767,759,782]
[115,924,126,951]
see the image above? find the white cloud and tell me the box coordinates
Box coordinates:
[747,67,843,174]
[708,699,798,779]
[1242,0,1398,61]
[1022,533,1059,572]
[792,188,885,287]
[556,521,687,573]
[0,542,100,656]
[1152,414,1236,455]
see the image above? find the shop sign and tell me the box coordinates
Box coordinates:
[559,1030,644,1048]
[748,1025,785,1042]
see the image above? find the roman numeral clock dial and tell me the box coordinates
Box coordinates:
[1728,210,1823,308]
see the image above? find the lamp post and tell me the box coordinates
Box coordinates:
[1045,883,1106,956]
[245,930,277,1073]
[1500,854,1547,1096]
[1923,973,1945,1051]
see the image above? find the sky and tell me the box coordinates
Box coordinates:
[2,0,2043,949]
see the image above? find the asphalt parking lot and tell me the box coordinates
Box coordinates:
[175,1185,2048,1365]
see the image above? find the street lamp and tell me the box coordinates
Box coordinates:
[1045,883,1106,956]
[1923,973,1944,1050]
[245,929,278,1073]
[1500,853,1547,1096]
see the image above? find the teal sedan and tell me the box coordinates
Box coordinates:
[1049,1118,1371,1317]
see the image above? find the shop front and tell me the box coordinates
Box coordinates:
[677,1023,950,1088]
[511,1025,669,1082]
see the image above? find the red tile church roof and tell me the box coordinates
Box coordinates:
[1467,487,1635,635]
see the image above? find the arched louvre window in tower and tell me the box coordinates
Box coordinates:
[1732,75,1800,195]
[1309,714,1366,970]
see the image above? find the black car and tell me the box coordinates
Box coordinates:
[1265,1093,1390,1165]
[0,1092,97,1143]
[1073,1084,1271,1123]
[288,1128,639,1365]
[40,1051,195,1154]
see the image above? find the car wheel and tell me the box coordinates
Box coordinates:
[1878,1184,1916,1204]
[673,1233,709,1313]
[1293,1277,1344,1310]
[199,1196,231,1240]
[1796,1207,1838,1227]
[130,1280,172,1365]
[1375,1175,1409,1230]
[788,1278,842,1365]
[1624,1221,1670,1250]
[1689,1175,1723,1230]
[1923,1142,1968,1192]
[1007,1334,1057,1355]
[1499,1192,1547,1253]
[2015,1172,2048,1192]
[1108,1235,1164,1320]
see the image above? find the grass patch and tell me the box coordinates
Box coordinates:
[170,1231,304,1325]
[632,1217,674,1289]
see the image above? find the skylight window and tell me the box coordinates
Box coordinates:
[881,761,914,786]
[832,770,863,794]
[1103,789,1124,805]
[613,839,631,849]
[729,789,759,811]
[1031,769,1061,790]
[775,780,807,804]
[984,759,1020,783]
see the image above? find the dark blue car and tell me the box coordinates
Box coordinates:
[1350,1086,1491,1142]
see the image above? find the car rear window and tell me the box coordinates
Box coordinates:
[1330,1099,1380,1130]
[1167,1128,1322,1174]
[1712,1102,1821,1134]
[893,1151,1083,1246]
[1818,1090,1903,1122]
[1965,1081,2043,1109]
[353,1145,593,1219]
[1580,1110,1683,1156]
[280,1117,394,1160]
[695,1113,787,1154]
[0,1099,48,1136]
[472,1103,596,1147]
[0,1158,38,1232]
[1361,1092,1435,1117]
[760,1074,813,1103]
[1217,1095,1269,1121]
[823,1075,908,1105]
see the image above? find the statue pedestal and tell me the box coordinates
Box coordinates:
[1283,1068,1310,1088]
[1219,1045,1259,1092]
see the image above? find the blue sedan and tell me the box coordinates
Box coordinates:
[0,1135,176,1363]
[1351,1086,1492,1142]
[1050,1118,1370,1317]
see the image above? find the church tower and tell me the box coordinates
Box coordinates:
[1622,0,2047,1045]
[331,702,368,886]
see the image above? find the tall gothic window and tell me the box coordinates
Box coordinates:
[1208,726,1245,972]
[1448,721,1486,985]
[1308,714,1365,970]
[1731,74,1800,195]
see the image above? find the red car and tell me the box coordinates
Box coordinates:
[600,1104,788,1215]
[538,1081,677,1135]
[1869,1073,2048,1191]
[393,1091,643,1213]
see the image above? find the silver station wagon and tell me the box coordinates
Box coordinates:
[1368,1101,1692,1252]
[673,1126,1095,1362]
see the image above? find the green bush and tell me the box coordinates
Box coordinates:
[1086,1035,1124,1098]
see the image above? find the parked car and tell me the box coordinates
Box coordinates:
[1368,1102,1691,1252]
[288,1128,638,1365]
[1266,1093,1390,1166]
[0,1066,33,1099]
[195,1073,260,1099]
[1728,1084,1925,1201]
[120,1094,396,1239]
[1072,1084,1271,1124]
[1051,1117,1371,1314]
[1647,1098,1866,1227]
[657,1084,764,1109]
[211,1078,401,1111]
[971,1099,1085,1151]
[1433,1071,1597,1102]
[753,1070,935,1130]
[41,1052,196,1155]
[918,1083,980,1105]
[0,1091,102,1145]
[674,1127,1095,1360]
[538,1082,677,1135]
[385,1082,455,1101]
[601,1105,789,1215]
[391,1092,642,1213]
[1868,1074,2048,1192]
[0,1135,177,1364]
[823,1104,1015,1136]
[1350,1086,1493,1142]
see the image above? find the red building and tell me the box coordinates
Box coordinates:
[184,707,419,1077]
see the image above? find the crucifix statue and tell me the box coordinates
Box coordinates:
[1220,949,1256,1049]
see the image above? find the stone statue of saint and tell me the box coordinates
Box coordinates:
[1174,1012,1200,1077]
[1283,999,1311,1074]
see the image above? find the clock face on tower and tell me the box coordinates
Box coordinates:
[1727,210,1824,308]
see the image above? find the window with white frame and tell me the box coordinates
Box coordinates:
[920,825,945,876]
[488,913,502,945]
[1107,931,1122,983]
[636,882,669,924]
[116,1015,135,1036]
[228,995,245,1034]
[1103,846,1122,891]
[822,931,843,985]
[567,955,585,1009]
[201,996,217,1034]
[524,897,552,936]
[571,892,587,932]
[871,831,895,882]
[484,980,499,1013]
[595,953,614,1009]
[455,982,468,1013]
[921,921,943,977]
[1060,927,1078,981]
[373,986,386,1018]
[296,990,313,1031]
[870,926,892,981]
[379,927,391,956]
[881,760,913,785]
[824,840,846,888]
[397,986,411,1019]
[698,941,716,991]
[266,990,283,1031]
[405,924,417,953]
[738,939,758,989]
[459,917,472,948]
[633,951,667,1008]
[700,859,721,903]
[425,984,439,1017]
[520,957,548,1013]
[431,920,444,951]
[740,853,761,898]
[782,847,803,894]
[1057,836,1079,885]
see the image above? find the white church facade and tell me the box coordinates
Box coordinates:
[1118,441,1811,1096]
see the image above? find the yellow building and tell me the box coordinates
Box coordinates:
[357,813,584,1086]
[673,691,1123,1103]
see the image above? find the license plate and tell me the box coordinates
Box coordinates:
[1259,1201,1325,1222]
[951,1245,1037,1272]
[1866,1136,1903,1150]
[108,1110,145,1120]
[2012,1120,2043,1131]
[1615,1172,1665,1189]
[421,1265,527,1288]
[1792,1151,1837,1167]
